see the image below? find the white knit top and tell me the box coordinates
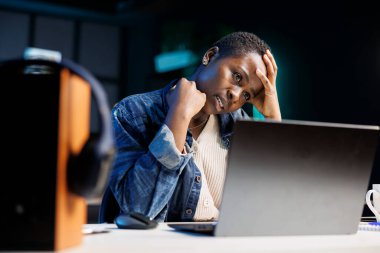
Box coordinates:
[192,114,228,221]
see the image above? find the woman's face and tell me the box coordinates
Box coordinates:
[195,52,267,115]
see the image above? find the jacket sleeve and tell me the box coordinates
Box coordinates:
[109,106,192,220]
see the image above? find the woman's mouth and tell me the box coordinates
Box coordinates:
[215,95,224,110]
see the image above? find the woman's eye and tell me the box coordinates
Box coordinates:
[243,91,251,101]
[233,72,242,83]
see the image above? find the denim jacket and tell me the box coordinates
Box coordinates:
[110,81,249,221]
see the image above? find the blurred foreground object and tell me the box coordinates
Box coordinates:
[0,49,115,250]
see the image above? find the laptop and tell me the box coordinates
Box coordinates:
[167,119,379,236]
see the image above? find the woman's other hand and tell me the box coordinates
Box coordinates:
[252,50,282,120]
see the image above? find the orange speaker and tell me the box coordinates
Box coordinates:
[0,59,115,250]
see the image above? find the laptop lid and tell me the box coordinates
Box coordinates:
[214,119,379,236]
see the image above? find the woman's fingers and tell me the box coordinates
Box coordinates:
[263,54,274,83]
[266,50,278,75]
[263,50,277,84]
[256,68,272,91]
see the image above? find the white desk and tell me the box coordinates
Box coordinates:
[50,223,380,253]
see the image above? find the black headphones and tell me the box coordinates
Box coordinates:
[0,58,116,199]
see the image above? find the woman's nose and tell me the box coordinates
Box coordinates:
[227,86,243,104]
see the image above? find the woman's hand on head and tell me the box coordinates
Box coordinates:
[167,78,207,120]
[252,50,282,120]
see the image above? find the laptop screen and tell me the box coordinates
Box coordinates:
[215,119,379,236]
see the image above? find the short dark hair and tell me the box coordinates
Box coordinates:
[213,31,270,58]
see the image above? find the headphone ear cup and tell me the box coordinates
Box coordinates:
[67,134,114,199]
[67,136,99,198]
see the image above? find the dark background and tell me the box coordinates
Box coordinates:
[1,0,379,220]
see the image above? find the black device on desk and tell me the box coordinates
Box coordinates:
[115,212,158,229]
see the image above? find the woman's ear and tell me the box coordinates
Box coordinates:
[202,46,219,65]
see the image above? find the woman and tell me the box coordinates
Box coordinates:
[109,31,281,222]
